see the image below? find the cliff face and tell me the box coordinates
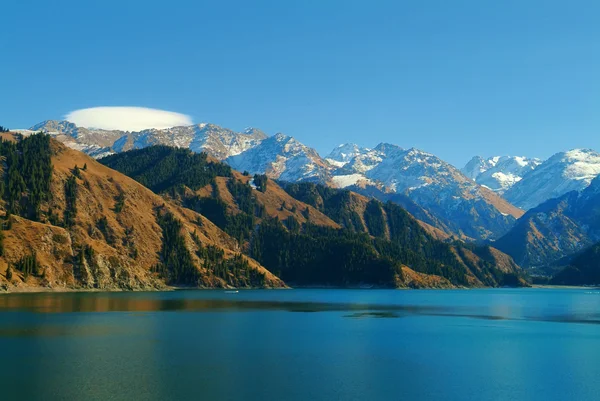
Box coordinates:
[0,135,284,292]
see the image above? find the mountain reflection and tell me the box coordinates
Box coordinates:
[0,291,598,325]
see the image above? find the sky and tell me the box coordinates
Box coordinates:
[1,0,599,167]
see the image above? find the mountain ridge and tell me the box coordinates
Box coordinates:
[27,119,600,244]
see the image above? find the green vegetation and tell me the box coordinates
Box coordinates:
[100,145,518,288]
[191,231,266,287]
[114,189,125,213]
[153,209,266,287]
[0,133,53,221]
[455,243,524,287]
[154,209,200,285]
[64,175,78,227]
[364,199,386,237]
[15,252,41,278]
[282,182,365,231]
[251,218,401,286]
[96,216,117,246]
[73,244,97,284]
[100,146,231,193]
[253,174,268,192]
[551,242,600,285]
[122,226,138,259]
[0,126,8,133]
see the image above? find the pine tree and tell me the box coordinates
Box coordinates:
[64,175,78,227]
[5,265,12,280]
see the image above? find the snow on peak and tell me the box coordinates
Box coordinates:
[242,127,268,140]
[326,143,369,164]
[504,148,600,210]
[462,155,543,193]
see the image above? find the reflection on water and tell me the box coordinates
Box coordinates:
[0,291,599,326]
[1,289,599,401]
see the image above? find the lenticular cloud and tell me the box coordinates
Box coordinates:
[65,107,193,131]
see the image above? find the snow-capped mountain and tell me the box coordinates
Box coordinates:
[462,156,496,180]
[503,149,600,210]
[26,119,523,240]
[326,143,387,175]
[31,120,124,158]
[462,156,542,193]
[326,144,523,240]
[29,120,267,160]
[226,133,330,183]
[495,174,600,267]
[325,143,368,167]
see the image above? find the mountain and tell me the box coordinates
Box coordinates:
[278,181,526,287]
[30,120,267,161]
[327,144,524,241]
[29,120,124,158]
[503,149,600,210]
[28,120,522,241]
[0,132,284,292]
[550,242,600,285]
[462,155,542,193]
[226,133,331,183]
[101,146,526,288]
[494,175,600,268]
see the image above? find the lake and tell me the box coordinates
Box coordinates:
[0,289,598,400]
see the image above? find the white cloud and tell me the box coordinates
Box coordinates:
[65,106,193,131]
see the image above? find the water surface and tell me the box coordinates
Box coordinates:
[0,289,599,400]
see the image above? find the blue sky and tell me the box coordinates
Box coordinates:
[2,0,599,166]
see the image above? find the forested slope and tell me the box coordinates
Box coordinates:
[102,146,527,288]
[0,133,284,291]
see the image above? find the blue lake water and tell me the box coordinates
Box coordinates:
[0,288,599,401]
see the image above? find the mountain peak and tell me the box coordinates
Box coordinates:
[462,155,543,194]
[373,142,402,153]
[326,143,367,163]
[504,148,600,210]
[243,127,269,140]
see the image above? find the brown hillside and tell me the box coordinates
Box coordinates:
[0,137,284,292]
[195,171,339,228]
[480,187,524,219]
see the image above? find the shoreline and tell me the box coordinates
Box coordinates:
[1,284,596,295]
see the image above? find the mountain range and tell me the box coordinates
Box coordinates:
[27,120,600,238]
[0,131,529,292]
[495,174,600,268]
[4,116,600,287]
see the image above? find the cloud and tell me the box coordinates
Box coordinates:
[65,107,193,131]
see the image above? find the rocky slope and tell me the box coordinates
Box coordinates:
[494,175,600,268]
[462,155,542,193]
[503,149,600,210]
[226,133,331,183]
